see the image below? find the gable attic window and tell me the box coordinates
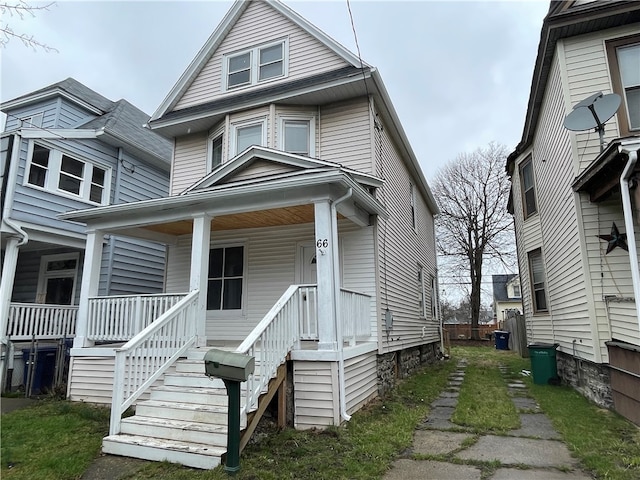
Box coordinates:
[607,35,640,136]
[25,141,110,205]
[281,117,315,157]
[519,156,537,219]
[225,39,288,91]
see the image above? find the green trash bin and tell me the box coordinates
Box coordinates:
[527,343,558,385]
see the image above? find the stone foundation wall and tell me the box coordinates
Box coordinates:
[377,341,441,395]
[556,351,613,408]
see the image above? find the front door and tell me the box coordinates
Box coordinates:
[299,245,317,338]
[37,253,79,305]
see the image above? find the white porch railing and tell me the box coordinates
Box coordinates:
[6,303,78,340]
[109,290,199,436]
[87,293,187,342]
[236,285,301,416]
[341,288,372,346]
[298,285,317,340]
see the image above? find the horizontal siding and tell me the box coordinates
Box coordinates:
[107,237,166,295]
[320,100,372,173]
[3,99,61,131]
[57,98,96,128]
[293,360,337,429]
[229,160,296,183]
[117,151,169,203]
[344,352,377,414]
[175,1,348,110]
[171,133,207,195]
[375,111,438,353]
[608,299,640,345]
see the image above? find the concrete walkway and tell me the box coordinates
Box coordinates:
[383,360,592,480]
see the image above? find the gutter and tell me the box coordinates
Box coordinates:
[619,147,640,333]
[331,187,353,422]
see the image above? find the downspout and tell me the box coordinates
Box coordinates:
[2,133,28,247]
[331,187,352,422]
[619,148,640,332]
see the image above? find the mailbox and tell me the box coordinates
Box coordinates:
[204,349,255,382]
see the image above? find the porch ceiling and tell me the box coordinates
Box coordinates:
[144,204,318,235]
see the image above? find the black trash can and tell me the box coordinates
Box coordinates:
[527,343,558,385]
[22,346,57,394]
[494,330,510,350]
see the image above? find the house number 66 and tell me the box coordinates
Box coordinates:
[316,239,329,248]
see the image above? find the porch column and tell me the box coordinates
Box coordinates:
[0,237,20,346]
[314,200,337,350]
[190,214,211,347]
[74,229,104,348]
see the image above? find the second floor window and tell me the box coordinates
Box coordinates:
[225,40,287,90]
[282,119,312,156]
[235,123,264,155]
[607,35,640,136]
[25,142,109,205]
[520,157,537,219]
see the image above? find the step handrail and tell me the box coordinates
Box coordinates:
[109,290,199,435]
[236,285,301,415]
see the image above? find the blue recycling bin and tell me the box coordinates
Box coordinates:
[22,346,58,394]
[494,330,510,350]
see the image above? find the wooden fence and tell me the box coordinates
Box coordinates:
[444,323,497,340]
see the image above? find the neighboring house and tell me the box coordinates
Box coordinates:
[0,78,172,389]
[492,274,523,324]
[506,0,640,424]
[59,0,440,469]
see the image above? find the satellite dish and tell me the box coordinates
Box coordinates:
[563,92,621,152]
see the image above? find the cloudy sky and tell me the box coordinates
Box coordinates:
[1,0,549,182]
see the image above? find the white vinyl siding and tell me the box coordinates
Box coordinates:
[293,361,338,429]
[344,351,377,414]
[320,99,373,173]
[374,113,439,353]
[171,133,207,195]
[607,298,640,345]
[174,1,348,110]
[230,160,297,183]
[165,221,375,342]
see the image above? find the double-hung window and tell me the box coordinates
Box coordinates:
[417,265,426,318]
[607,35,640,135]
[520,156,537,219]
[208,128,224,171]
[232,120,266,156]
[281,117,315,157]
[225,39,287,90]
[528,249,548,313]
[207,246,245,311]
[25,142,110,205]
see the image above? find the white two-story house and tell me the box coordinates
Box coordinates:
[507,0,640,425]
[61,0,441,469]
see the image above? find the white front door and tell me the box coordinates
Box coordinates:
[299,245,317,338]
[37,253,79,305]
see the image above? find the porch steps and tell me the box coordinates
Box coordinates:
[102,348,255,470]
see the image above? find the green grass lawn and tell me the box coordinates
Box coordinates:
[2,345,639,479]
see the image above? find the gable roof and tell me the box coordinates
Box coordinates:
[506,0,640,174]
[182,145,384,194]
[492,274,519,302]
[150,0,365,123]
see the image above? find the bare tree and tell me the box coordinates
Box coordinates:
[1,1,57,52]
[433,142,514,340]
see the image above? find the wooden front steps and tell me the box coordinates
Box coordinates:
[102,347,287,470]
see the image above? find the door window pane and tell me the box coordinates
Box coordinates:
[45,277,74,305]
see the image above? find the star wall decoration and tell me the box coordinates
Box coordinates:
[598,222,628,254]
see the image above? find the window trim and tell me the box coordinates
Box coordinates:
[606,34,640,136]
[206,243,247,316]
[528,248,548,314]
[410,183,417,230]
[417,264,427,318]
[223,38,289,92]
[279,115,316,157]
[207,127,225,172]
[231,119,267,157]
[519,156,537,219]
[24,140,111,206]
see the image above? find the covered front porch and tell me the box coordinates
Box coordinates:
[61,150,386,438]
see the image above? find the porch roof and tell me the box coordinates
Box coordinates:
[59,167,386,239]
[572,137,640,202]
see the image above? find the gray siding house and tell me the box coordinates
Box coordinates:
[507,0,640,424]
[59,0,441,469]
[0,78,171,389]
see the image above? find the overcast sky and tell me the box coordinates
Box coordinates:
[1,0,550,182]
